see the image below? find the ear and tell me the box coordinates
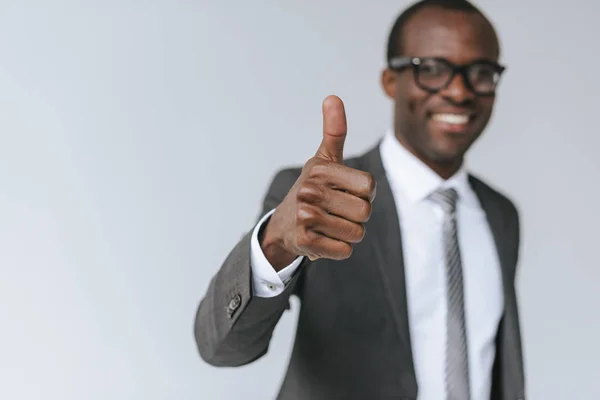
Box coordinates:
[381,68,397,100]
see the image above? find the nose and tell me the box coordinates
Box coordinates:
[440,72,475,105]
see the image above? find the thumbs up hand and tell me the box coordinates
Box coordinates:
[260,95,377,270]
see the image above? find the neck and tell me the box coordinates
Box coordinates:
[426,158,463,180]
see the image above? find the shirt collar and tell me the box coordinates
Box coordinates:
[379,129,478,207]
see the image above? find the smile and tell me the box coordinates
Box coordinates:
[431,113,471,125]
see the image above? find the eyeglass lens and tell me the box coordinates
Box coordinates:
[417,59,500,93]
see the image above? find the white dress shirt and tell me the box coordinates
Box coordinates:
[249,130,504,400]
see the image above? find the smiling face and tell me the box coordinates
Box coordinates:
[382,6,501,177]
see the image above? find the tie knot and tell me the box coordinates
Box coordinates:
[429,187,458,214]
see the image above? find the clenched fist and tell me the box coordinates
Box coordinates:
[260,95,377,270]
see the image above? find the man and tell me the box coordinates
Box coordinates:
[194,0,525,399]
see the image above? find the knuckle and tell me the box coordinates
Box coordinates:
[302,157,318,172]
[355,224,366,241]
[296,183,324,204]
[338,243,353,260]
[308,161,331,181]
[295,229,312,248]
[346,223,365,243]
[365,173,377,195]
[360,200,372,221]
[296,205,319,227]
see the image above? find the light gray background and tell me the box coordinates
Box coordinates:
[0,1,598,399]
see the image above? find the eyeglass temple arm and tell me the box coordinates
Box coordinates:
[388,56,412,69]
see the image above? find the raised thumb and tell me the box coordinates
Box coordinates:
[315,95,347,163]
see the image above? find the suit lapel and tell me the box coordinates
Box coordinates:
[469,176,525,400]
[362,144,418,395]
[469,176,513,318]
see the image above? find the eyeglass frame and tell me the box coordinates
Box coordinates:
[388,56,506,96]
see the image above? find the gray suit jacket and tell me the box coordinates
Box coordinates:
[194,144,526,400]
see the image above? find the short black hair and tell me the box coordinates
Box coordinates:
[386,0,489,63]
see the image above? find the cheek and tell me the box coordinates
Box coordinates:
[475,99,496,123]
[400,81,430,119]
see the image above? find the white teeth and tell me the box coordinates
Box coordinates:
[432,113,470,125]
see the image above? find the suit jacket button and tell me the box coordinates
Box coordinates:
[227,294,242,318]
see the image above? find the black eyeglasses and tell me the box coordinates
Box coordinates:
[388,56,506,96]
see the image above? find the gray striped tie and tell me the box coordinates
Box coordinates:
[430,188,470,400]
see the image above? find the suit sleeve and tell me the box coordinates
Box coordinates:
[193,168,305,367]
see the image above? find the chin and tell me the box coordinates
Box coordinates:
[424,141,467,163]
[437,134,478,160]
[430,152,464,165]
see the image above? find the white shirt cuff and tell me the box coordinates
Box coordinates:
[250,209,304,298]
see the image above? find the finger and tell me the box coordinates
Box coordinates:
[300,229,353,261]
[315,95,347,163]
[297,184,372,223]
[297,204,365,244]
[313,214,365,244]
[322,188,373,223]
[306,163,377,202]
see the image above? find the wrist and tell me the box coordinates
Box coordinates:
[259,219,297,271]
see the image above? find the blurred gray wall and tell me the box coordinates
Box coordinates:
[0,1,598,399]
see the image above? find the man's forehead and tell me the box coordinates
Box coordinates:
[401,7,499,61]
